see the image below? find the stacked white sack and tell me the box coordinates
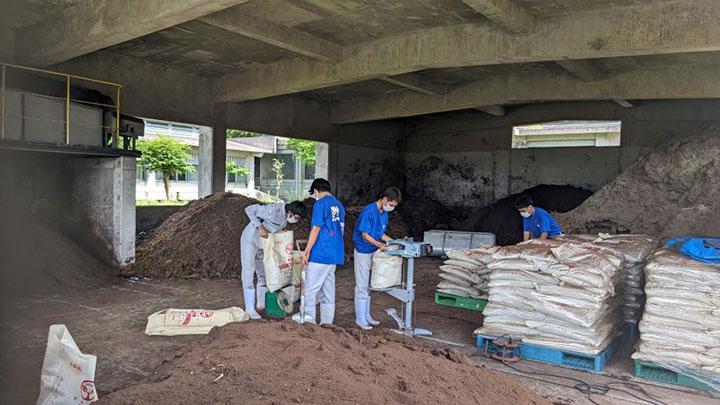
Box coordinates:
[632,248,720,390]
[478,240,625,355]
[557,234,655,324]
[436,246,499,299]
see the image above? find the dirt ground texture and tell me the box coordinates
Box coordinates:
[559,128,720,239]
[100,321,549,405]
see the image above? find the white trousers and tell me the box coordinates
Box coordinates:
[240,225,265,289]
[304,262,336,308]
[354,249,373,300]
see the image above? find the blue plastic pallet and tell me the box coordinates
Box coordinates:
[476,332,624,373]
[622,322,640,342]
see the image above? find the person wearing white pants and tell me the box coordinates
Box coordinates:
[241,201,307,319]
[352,187,402,330]
[298,178,345,325]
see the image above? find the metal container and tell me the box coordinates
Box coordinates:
[423,230,496,257]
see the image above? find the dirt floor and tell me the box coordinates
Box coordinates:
[3,259,719,404]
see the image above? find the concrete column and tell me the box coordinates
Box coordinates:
[198,126,213,198]
[315,141,329,179]
[211,103,228,194]
[246,155,256,190]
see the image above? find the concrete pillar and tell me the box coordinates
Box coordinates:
[211,103,228,194]
[316,140,329,179]
[198,126,213,198]
[70,156,136,266]
[246,155,256,190]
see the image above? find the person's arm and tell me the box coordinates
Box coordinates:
[381,234,392,242]
[523,231,531,241]
[362,232,387,251]
[539,232,549,240]
[245,204,269,238]
[302,226,321,264]
[538,212,552,240]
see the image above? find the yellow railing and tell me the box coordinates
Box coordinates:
[0,63,122,146]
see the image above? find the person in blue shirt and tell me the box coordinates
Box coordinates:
[298,178,345,325]
[352,187,402,330]
[515,195,563,241]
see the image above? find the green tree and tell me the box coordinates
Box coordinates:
[137,136,195,201]
[285,138,316,165]
[226,161,249,186]
[226,129,262,138]
[272,158,285,199]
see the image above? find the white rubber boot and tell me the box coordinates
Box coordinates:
[319,303,335,325]
[355,298,372,330]
[366,296,380,326]
[243,288,262,320]
[256,285,268,311]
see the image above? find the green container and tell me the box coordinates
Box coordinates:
[434,292,488,312]
[634,360,718,392]
[264,291,288,319]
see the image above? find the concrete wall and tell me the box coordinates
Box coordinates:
[404,99,720,209]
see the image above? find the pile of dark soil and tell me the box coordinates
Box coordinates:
[100,321,549,405]
[559,128,720,239]
[0,199,112,299]
[127,193,259,279]
[288,198,411,261]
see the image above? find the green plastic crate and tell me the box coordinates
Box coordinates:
[434,292,487,312]
[634,360,718,392]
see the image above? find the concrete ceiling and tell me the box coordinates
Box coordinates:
[3,0,720,125]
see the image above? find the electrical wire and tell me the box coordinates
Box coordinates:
[468,347,669,405]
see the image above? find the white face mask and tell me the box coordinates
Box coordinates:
[287,215,298,224]
[520,211,531,218]
[312,191,319,200]
[383,204,395,212]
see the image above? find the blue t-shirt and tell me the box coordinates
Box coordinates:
[523,207,562,238]
[309,195,346,265]
[353,202,389,254]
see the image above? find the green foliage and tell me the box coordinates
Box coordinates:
[226,161,249,176]
[272,158,285,199]
[227,129,262,138]
[137,136,195,200]
[285,138,316,165]
[136,199,189,206]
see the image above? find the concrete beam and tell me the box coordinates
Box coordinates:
[475,105,506,116]
[199,9,341,62]
[15,0,251,67]
[555,59,604,82]
[211,103,228,194]
[330,64,720,123]
[460,0,535,33]
[378,74,445,96]
[218,1,720,102]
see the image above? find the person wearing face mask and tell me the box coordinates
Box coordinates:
[297,178,346,325]
[352,187,402,330]
[515,195,562,242]
[240,200,307,319]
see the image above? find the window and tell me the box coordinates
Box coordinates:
[226,156,247,186]
[136,166,146,181]
[512,121,621,149]
[304,162,315,180]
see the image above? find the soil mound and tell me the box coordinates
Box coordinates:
[0,199,111,299]
[128,193,259,279]
[558,129,720,239]
[100,321,549,405]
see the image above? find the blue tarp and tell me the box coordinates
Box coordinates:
[665,237,720,264]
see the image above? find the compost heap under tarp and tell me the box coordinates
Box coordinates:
[558,129,720,239]
[129,194,411,279]
[100,321,550,405]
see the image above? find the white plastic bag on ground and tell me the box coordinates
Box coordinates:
[145,307,249,336]
[38,324,97,404]
[371,250,403,288]
[262,231,294,292]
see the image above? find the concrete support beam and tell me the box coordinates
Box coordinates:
[476,105,506,116]
[614,99,634,108]
[218,1,720,102]
[211,103,228,194]
[378,74,445,96]
[330,64,720,123]
[15,0,251,67]
[460,0,535,33]
[200,9,341,62]
[555,59,604,82]
[198,126,213,198]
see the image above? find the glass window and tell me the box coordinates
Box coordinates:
[512,121,621,149]
[304,162,315,180]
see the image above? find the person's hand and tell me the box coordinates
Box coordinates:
[301,249,310,265]
[258,225,269,238]
[377,244,387,251]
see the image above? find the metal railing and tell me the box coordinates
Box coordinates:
[1,62,122,147]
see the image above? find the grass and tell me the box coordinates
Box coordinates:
[136,199,190,206]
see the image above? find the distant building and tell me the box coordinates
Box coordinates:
[136,120,323,201]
